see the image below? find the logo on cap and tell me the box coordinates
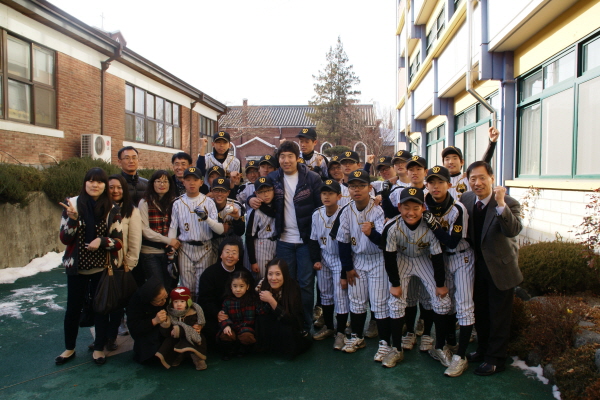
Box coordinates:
[332,156,338,161]
[325,180,333,185]
[302,128,308,134]
[259,178,266,183]
[379,157,385,163]
[249,161,255,165]
[188,167,196,173]
[408,188,417,195]
[412,156,419,161]
[396,151,403,156]
[433,166,441,173]
[265,155,271,160]
[453,225,463,233]
[217,178,224,184]
[298,158,305,163]
[212,166,219,171]
[345,152,351,157]
[353,171,361,177]
[218,132,225,137]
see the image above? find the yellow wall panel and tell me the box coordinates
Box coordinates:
[426,115,447,131]
[514,0,600,77]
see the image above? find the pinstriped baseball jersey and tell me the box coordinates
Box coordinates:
[247,208,277,240]
[383,216,442,259]
[310,206,341,270]
[170,193,218,242]
[338,184,351,207]
[302,152,328,178]
[449,174,470,200]
[236,183,255,204]
[205,153,241,178]
[217,199,244,226]
[427,199,470,252]
[335,199,385,257]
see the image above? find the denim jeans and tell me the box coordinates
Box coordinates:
[276,241,314,330]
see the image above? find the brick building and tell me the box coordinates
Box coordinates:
[219,99,377,165]
[0,0,226,169]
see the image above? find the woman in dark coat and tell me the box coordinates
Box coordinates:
[126,277,168,363]
[257,258,312,359]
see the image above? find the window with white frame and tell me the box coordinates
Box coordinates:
[426,7,445,55]
[426,124,445,166]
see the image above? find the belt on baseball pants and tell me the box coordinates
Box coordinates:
[185,240,205,246]
[446,249,467,256]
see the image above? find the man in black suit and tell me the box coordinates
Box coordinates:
[460,161,523,376]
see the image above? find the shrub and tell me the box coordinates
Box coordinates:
[508,297,532,358]
[42,157,120,204]
[138,168,174,180]
[323,145,351,157]
[0,164,45,207]
[519,241,600,295]
[553,343,600,400]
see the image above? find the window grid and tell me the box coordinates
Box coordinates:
[426,7,446,55]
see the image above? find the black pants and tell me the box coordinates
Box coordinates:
[64,272,109,351]
[473,260,514,366]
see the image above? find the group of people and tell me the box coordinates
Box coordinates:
[55,125,523,377]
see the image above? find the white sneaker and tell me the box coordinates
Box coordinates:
[341,333,366,353]
[382,347,404,368]
[419,335,434,352]
[444,354,468,377]
[429,346,453,367]
[415,318,424,336]
[401,332,417,350]
[313,325,335,340]
[333,332,346,351]
[364,320,379,338]
[373,340,392,362]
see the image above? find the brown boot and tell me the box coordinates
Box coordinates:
[191,353,207,370]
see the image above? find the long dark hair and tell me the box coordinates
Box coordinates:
[224,270,256,306]
[261,258,302,326]
[77,167,112,221]
[108,174,134,218]
[143,170,176,215]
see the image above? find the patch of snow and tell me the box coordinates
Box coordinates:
[552,385,561,400]
[0,284,64,319]
[511,357,549,384]
[0,251,64,284]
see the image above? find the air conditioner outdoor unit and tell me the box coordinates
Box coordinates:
[81,134,111,163]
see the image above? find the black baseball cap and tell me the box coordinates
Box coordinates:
[211,177,230,191]
[259,154,277,168]
[347,169,370,184]
[183,167,203,180]
[255,176,274,191]
[296,127,317,140]
[441,146,463,160]
[328,155,341,167]
[321,179,341,194]
[207,166,226,177]
[392,150,412,162]
[213,131,231,142]
[399,187,425,204]
[340,150,360,163]
[376,156,393,170]
[426,166,451,183]
[245,160,259,172]
[406,156,427,170]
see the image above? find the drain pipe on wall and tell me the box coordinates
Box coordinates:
[190,100,199,156]
[466,0,497,129]
[100,43,122,136]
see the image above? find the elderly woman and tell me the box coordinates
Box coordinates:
[257,258,312,359]
[56,168,123,366]
[126,277,169,363]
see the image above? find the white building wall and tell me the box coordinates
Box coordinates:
[413,67,434,116]
[488,0,539,47]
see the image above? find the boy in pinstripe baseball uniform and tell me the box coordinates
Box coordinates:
[245,176,278,279]
[197,131,242,183]
[258,154,277,177]
[382,151,413,219]
[236,161,259,204]
[381,187,453,368]
[309,179,350,348]
[442,127,498,200]
[330,170,389,358]
[210,177,246,263]
[327,156,351,207]
[423,165,474,377]
[169,167,225,301]
[296,128,329,180]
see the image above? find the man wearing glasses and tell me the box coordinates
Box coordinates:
[118,146,148,206]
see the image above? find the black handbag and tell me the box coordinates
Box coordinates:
[113,263,138,308]
[93,265,120,315]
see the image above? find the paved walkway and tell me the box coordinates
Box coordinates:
[0,268,555,400]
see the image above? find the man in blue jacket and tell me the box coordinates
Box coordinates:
[250,140,323,330]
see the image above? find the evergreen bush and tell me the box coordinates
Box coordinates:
[0,164,45,207]
[519,241,600,295]
[553,343,600,400]
[323,145,352,157]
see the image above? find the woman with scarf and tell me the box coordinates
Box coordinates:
[56,168,123,366]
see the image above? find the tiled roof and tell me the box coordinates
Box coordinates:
[219,104,376,128]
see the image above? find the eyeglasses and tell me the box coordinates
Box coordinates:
[154,180,169,186]
[348,184,368,190]
[120,156,139,161]
[256,189,274,195]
